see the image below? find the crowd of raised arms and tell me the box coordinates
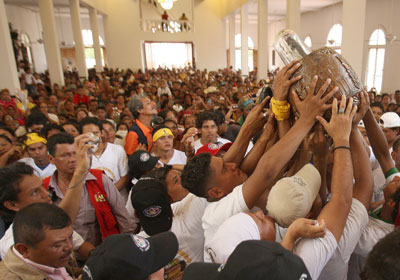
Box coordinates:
[0,61,399,280]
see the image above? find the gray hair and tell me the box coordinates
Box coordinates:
[128,94,148,118]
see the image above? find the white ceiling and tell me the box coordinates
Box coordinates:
[5,0,342,19]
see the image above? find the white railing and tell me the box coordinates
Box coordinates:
[140,19,193,33]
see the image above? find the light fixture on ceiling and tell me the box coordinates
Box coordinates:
[158,0,177,10]
[328,39,335,45]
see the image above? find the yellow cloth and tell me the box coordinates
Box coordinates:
[24,133,47,147]
[271,97,291,121]
[153,128,174,143]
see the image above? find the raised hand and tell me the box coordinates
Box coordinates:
[241,96,270,136]
[316,95,357,145]
[74,133,94,174]
[292,76,338,124]
[352,91,370,126]
[273,60,302,101]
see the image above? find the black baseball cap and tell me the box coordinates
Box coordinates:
[82,231,178,280]
[182,240,311,280]
[131,178,173,236]
[128,150,160,179]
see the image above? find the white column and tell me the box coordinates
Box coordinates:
[38,0,64,86]
[89,7,103,73]
[229,13,236,70]
[257,0,269,81]
[342,0,366,78]
[69,0,87,78]
[286,0,301,33]
[240,4,249,76]
[0,0,19,94]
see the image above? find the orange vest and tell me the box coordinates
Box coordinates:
[43,169,120,240]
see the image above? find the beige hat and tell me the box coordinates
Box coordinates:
[266,164,321,228]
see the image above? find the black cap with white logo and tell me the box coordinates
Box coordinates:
[82,231,178,280]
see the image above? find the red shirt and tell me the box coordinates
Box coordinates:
[73,93,90,105]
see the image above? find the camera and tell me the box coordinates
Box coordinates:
[87,133,101,155]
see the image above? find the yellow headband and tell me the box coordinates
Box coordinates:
[153,128,174,143]
[24,133,47,147]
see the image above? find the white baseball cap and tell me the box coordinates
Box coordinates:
[266,164,321,228]
[379,112,400,128]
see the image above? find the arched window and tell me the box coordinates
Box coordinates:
[304,36,312,49]
[81,29,105,69]
[234,34,254,71]
[366,29,386,93]
[326,24,342,54]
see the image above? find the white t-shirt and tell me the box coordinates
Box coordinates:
[156,150,187,166]
[171,193,209,263]
[354,209,395,258]
[91,143,129,201]
[18,157,57,180]
[202,184,249,262]
[205,212,260,263]
[318,198,369,280]
[0,223,84,259]
[24,73,34,85]
[294,230,338,280]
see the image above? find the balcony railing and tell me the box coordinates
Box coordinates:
[140,19,193,33]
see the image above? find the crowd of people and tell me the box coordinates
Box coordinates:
[0,60,399,280]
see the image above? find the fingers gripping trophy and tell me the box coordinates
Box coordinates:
[273,29,363,119]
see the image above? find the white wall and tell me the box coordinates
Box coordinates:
[5,4,105,73]
[299,0,400,93]
[6,5,47,73]
[103,0,226,70]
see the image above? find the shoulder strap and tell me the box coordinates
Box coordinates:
[130,121,148,148]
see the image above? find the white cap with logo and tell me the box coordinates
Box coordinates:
[266,164,321,228]
[379,112,400,128]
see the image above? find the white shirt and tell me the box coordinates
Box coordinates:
[202,184,249,262]
[294,229,338,280]
[156,149,187,166]
[24,73,34,85]
[318,198,369,280]
[91,143,129,201]
[18,157,57,180]
[157,87,172,97]
[171,193,209,263]
[0,223,84,259]
[354,208,395,258]
[205,212,260,263]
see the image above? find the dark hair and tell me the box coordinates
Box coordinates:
[361,228,400,279]
[213,110,225,125]
[196,111,218,129]
[100,120,115,130]
[159,109,177,122]
[370,102,384,113]
[0,124,15,137]
[181,153,213,198]
[47,132,74,156]
[116,122,128,131]
[392,187,400,222]
[79,116,101,133]
[40,123,65,139]
[0,134,12,144]
[0,162,34,223]
[393,138,400,153]
[13,203,71,247]
[96,106,106,112]
[26,112,48,128]
[149,165,173,184]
